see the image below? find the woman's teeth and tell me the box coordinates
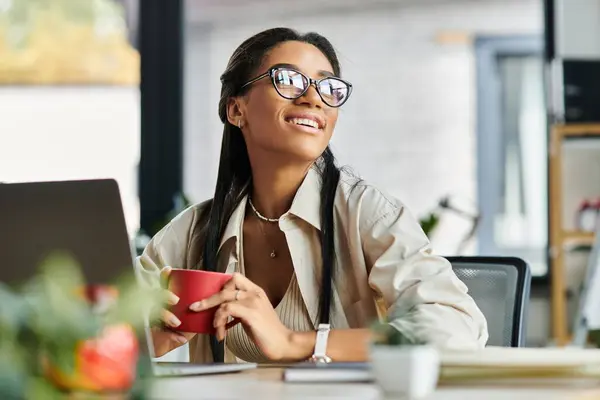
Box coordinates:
[289,118,319,129]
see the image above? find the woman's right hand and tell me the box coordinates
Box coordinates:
[151,266,196,357]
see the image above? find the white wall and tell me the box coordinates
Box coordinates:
[0,87,141,236]
[183,0,543,255]
[556,0,600,58]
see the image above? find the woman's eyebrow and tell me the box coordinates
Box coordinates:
[271,62,298,70]
[318,69,335,77]
[271,63,336,77]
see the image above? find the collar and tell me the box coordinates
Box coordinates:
[288,165,322,231]
[217,166,323,253]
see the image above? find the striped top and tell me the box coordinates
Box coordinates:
[225,235,314,363]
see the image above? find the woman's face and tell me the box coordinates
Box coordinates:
[230,41,339,162]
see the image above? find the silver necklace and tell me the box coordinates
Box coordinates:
[248,198,280,223]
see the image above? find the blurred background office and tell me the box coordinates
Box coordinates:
[1,0,600,348]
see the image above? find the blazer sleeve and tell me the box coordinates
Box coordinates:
[134,204,217,364]
[361,200,489,350]
[134,206,197,290]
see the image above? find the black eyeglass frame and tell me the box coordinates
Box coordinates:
[239,67,353,108]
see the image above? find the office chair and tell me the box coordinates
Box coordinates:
[445,256,531,347]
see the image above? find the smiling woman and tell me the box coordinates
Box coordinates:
[136,27,489,365]
[225,40,345,163]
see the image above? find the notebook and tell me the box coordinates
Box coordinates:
[441,346,600,368]
[282,362,372,383]
[439,347,600,384]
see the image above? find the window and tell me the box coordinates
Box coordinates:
[0,0,140,235]
[475,36,548,277]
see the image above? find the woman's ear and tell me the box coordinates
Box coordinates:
[226,97,245,127]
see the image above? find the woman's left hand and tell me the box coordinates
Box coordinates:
[188,273,294,361]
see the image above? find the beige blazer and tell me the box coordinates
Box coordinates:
[136,167,488,363]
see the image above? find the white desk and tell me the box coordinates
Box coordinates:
[149,369,600,399]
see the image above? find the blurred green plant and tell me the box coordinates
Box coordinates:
[370,318,424,347]
[0,251,161,398]
[589,330,600,349]
[419,212,440,238]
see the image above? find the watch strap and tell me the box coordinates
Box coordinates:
[311,323,332,363]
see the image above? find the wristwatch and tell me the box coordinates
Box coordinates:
[310,323,332,364]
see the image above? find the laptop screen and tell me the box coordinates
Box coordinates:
[0,179,134,286]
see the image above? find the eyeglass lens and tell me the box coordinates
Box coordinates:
[272,68,349,107]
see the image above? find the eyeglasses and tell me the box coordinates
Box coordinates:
[240,66,353,108]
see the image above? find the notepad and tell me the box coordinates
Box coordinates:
[282,362,373,383]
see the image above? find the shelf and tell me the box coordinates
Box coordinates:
[561,230,595,246]
[549,123,600,346]
[554,124,600,136]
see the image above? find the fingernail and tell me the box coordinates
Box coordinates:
[168,293,180,305]
[175,335,188,344]
[189,301,203,311]
[168,316,181,328]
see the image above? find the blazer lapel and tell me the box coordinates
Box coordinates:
[217,196,248,274]
[284,222,349,330]
[284,165,350,329]
[285,224,319,328]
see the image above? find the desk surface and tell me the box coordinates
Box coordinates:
[149,368,600,399]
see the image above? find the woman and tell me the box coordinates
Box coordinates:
[137,27,488,364]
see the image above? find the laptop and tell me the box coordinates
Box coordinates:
[0,178,256,376]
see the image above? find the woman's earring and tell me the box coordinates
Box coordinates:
[237,120,243,129]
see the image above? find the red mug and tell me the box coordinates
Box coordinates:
[167,269,232,334]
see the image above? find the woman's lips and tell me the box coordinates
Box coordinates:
[284,112,325,130]
[287,117,320,129]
